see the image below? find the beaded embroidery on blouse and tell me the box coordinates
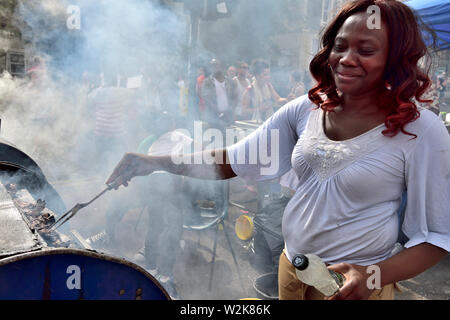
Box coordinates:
[297,108,387,181]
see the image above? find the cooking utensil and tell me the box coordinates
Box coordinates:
[45,180,120,231]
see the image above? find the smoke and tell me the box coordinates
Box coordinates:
[0,0,187,177]
[0,0,319,179]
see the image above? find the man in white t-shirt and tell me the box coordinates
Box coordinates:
[201,58,234,128]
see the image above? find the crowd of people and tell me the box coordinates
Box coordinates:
[74,57,449,173]
[196,58,306,127]
[74,58,310,175]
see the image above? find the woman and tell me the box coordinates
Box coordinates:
[241,58,289,122]
[106,0,449,300]
[287,70,305,100]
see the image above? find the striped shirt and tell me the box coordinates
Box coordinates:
[88,87,131,137]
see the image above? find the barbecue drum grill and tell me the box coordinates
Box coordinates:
[0,137,169,299]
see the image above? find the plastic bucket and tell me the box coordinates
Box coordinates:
[253,272,278,300]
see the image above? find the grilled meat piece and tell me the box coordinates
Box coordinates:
[4,184,70,248]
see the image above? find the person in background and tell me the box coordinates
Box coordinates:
[196,66,208,120]
[201,58,234,128]
[231,61,251,121]
[287,70,305,100]
[242,58,290,122]
[227,64,237,79]
[87,72,131,172]
[437,72,447,100]
[26,56,47,87]
[106,0,449,300]
[177,73,189,117]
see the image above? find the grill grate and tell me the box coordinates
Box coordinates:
[0,183,42,258]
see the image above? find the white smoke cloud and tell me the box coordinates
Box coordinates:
[0,0,187,179]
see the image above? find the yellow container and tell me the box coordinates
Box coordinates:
[235,214,254,240]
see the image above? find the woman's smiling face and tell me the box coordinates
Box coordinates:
[328,12,389,97]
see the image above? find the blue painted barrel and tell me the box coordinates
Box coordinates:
[0,248,170,300]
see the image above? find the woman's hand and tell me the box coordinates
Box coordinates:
[106,152,155,188]
[326,243,447,300]
[326,263,374,300]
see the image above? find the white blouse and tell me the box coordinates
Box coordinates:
[227,95,450,266]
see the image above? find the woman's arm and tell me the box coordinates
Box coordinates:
[268,82,289,105]
[106,148,236,187]
[327,242,447,300]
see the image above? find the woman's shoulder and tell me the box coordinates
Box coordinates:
[405,107,446,136]
[399,107,450,153]
[278,94,315,116]
[269,94,315,131]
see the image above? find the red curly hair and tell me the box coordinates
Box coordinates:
[308,0,434,138]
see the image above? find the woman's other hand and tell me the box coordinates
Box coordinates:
[326,263,374,300]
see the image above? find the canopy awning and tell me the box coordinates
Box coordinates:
[406,0,450,51]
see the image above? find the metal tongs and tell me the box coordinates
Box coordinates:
[46,180,120,231]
